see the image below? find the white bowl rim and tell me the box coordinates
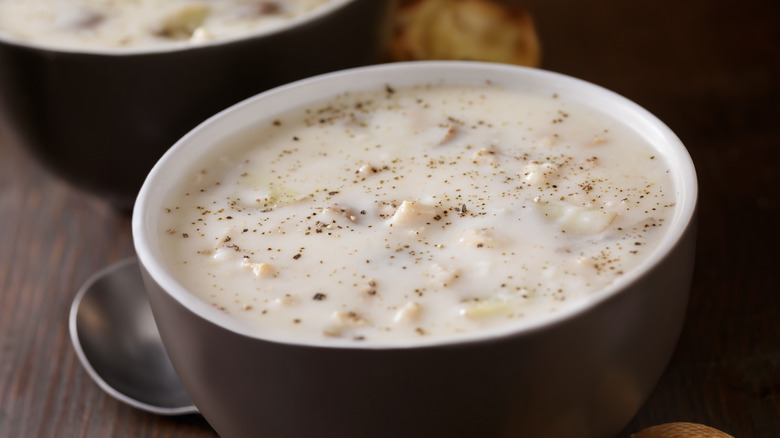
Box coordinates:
[133,60,698,349]
[0,0,354,56]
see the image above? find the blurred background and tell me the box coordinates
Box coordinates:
[1,0,777,436]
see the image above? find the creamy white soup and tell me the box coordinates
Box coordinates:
[158,82,676,345]
[0,0,332,49]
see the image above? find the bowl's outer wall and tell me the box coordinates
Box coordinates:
[0,0,393,210]
[140,217,696,438]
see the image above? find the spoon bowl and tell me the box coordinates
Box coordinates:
[69,257,198,415]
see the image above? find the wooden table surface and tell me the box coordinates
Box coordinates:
[1,0,777,436]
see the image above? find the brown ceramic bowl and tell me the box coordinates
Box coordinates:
[0,0,392,210]
[133,61,698,438]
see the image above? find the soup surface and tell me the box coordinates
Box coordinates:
[0,0,332,49]
[159,82,676,345]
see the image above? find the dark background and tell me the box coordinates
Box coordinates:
[1,0,777,436]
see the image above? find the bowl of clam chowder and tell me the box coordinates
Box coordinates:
[133,61,698,438]
[0,0,392,210]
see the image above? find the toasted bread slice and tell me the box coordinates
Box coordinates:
[390,0,541,67]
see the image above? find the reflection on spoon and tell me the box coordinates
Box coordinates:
[69,257,199,415]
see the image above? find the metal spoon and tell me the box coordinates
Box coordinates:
[69,257,199,415]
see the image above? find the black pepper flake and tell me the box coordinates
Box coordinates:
[182,233,189,238]
[313,293,327,301]
[293,254,302,260]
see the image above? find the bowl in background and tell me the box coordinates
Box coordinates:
[0,0,393,211]
[133,61,698,438]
